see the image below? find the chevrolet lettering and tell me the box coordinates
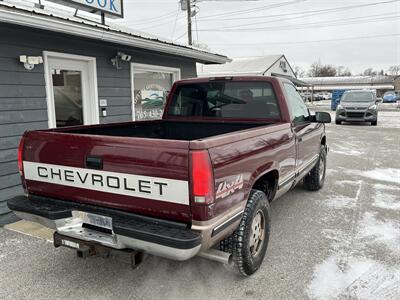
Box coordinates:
[8,76,330,276]
[23,161,188,205]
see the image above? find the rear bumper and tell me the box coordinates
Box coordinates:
[7,195,201,261]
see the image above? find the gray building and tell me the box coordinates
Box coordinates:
[0,2,229,224]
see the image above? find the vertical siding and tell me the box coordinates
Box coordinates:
[0,24,198,224]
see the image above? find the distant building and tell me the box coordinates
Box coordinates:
[394,76,400,95]
[300,76,395,97]
[197,55,308,87]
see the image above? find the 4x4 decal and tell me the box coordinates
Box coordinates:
[216,174,244,199]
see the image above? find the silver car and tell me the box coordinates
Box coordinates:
[335,90,378,126]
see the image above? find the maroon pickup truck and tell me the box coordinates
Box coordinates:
[8,76,331,275]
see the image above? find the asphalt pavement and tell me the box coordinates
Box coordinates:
[0,106,399,300]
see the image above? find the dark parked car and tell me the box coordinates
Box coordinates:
[335,90,378,125]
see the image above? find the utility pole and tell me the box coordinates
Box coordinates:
[186,0,192,45]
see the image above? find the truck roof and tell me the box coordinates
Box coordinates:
[175,76,292,85]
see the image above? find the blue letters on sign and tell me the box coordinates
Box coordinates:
[97,0,106,8]
[109,0,117,11]
[82,0,119,14]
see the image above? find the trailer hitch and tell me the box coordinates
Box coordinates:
[53,232,145,269]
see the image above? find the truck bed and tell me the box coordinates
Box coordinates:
[60,121,267,141]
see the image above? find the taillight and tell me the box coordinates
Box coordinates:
[17,136,25,176]
[190,150,215,205]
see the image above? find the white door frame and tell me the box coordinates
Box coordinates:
[43,51,99,128]
[131,63,181,121]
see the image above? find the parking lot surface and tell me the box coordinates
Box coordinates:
[0,108,399,300]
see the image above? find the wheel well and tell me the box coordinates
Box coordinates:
[252,170,279,202]
[321,136,326,146]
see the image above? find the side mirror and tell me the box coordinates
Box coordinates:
[313,111,331,123]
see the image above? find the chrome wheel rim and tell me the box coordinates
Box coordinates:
[250,210,265,257]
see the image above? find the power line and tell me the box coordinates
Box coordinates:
[210,11,398,30]
[171,9,180,40]
[174,31,188,42]
[208,33,400,47]
[194,14,199,43]
[115,9,179,26]
[195,0,305,20]
[196,0,400,22]
[136,12,185,30]
[198,13,400,32]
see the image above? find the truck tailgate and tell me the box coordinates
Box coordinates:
[22,131,191,223]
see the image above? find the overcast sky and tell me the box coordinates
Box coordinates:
[107,0,400,74]
[20,0,400,74]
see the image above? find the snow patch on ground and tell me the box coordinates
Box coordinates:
[374,183,399,191]
[307,255,400,300]
[348,168,400,185]
[335,180,360,186]
[326,169,338,176]
[357,212,400,254]
[331,149,365,156]
[326,195,356,209]
[330,141,367,156]
[308,177,400,299]
[326,181,362,209]
[373,191,400,211]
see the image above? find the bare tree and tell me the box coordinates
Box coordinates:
[293,65,306,78]
[336,65,344,76]
[363,68,377,76]
[308,61,322,77]
[336,66,352,76]
[308,61,337,77]
[342,67,352,76]
[387,65,400,76]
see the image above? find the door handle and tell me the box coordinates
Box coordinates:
[86,156,103,170]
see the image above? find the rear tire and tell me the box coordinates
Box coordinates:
[231,190,271,276]
[371,120,377,126]
[303,145,327,191]
[335,120,341,125]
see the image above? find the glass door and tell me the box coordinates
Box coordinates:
[45,53,99,128]
[51,69,84,127]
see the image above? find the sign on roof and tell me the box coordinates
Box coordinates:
[48,0,123,18]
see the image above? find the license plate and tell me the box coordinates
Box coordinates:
[75,211,113,230]
[61,239,80,249]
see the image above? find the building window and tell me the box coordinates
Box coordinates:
[279,61,287,73]
[131,63,181,121]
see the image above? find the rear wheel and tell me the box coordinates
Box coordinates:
[303,145,327,191]
[371,120,377,126]
[335,120,341,125]
[231,190,271,276]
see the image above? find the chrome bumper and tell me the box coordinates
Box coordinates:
[14,211,201,261]
[8,195,202,261]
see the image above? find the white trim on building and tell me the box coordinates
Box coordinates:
[43,51,100,128]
